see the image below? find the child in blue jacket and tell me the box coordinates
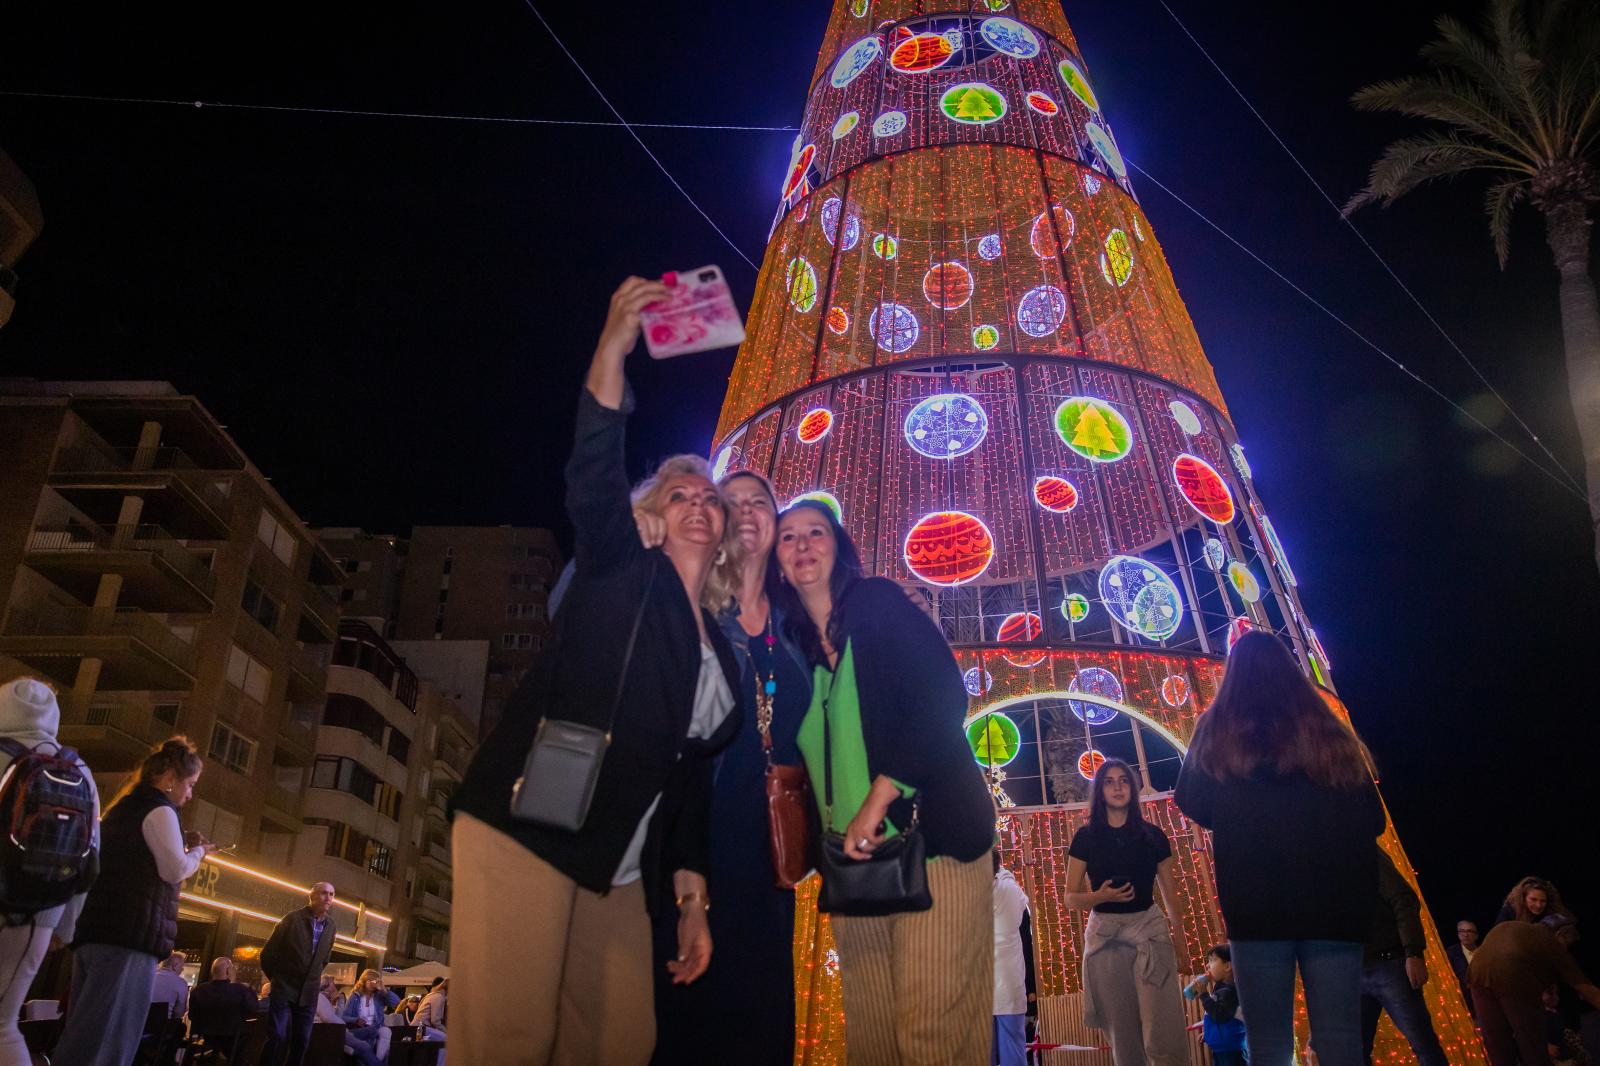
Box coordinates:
[1184,944,1248,1065]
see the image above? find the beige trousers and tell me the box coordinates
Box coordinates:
[451,813,654,1066]
[830,851,994,1066]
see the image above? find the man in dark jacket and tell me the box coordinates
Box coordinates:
[1445,919,1481,1018]
[1360,852,1448,1066]
[187,956,258,1050]
[258,881,337,1066]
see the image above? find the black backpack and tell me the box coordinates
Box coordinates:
[0,738,99,916]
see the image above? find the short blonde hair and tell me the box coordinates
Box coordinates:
[350,969,383,997]
[630,454,737,613]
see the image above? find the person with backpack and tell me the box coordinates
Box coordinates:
[0,677,100,1066]
[52,736,214,1066]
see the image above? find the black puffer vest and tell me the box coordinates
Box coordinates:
[73,784,181,957]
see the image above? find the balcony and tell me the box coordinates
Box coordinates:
[425,792,449,824]
[414,891,451,924]
[413,943,448,964]
[25,523,215,612]
[298,585,340,644]
[275,703,320,766]
[49,445,232,538]
[56,693,172,771]
[261,784,305,833]
[419,839,450,874]
[285,642,329,702]
[433,744,468,782]
[0,603,197,690]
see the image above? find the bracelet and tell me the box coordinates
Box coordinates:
[676,892,710,913]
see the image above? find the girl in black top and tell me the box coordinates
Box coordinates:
[450,277,743,1066]
[1175,632,1385,1066]
[650,471,811,1066]
[1065,758,1189,1066]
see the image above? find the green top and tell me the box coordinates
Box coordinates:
[797,641,912,835]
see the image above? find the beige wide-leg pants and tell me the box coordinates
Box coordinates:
[1080,906,1189,1066]
[451,812,654,1066]
[830,851,994,1066]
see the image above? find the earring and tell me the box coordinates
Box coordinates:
[715,547,727,566]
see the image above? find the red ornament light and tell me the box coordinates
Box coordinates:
[903,510,995,586]
[1172,453,1236,524]
[998,611,1045,666]
[922,262,974,311]
[889,32,955,73]
[1077,749,1106,780]
[1032,475,1080,513]
[1025,91,1060,116]
[796,408,834,444]
[1226,616,1254,652]
[826,306,851,334]
[1030,203,1076,258]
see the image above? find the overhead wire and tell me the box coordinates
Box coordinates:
[1126,158,1591,506]
[4,78,1584,503]
[1153,0,1587,499]
[512,0,760,270]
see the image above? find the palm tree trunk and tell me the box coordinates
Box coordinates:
[1542,198,1600,577]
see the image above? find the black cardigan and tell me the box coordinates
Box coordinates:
[451,385,742,914]
[825,577,994,862]
[1174,760,1384,942]
[259,906,336,1008]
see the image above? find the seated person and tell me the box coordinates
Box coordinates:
[415,978,447,1041]
[343,970,400,1061]
[187,958,257,1045]
[317,975,381,1066]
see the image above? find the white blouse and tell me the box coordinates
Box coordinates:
[612,645,734,886]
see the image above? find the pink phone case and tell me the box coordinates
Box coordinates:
[640,265,746,359]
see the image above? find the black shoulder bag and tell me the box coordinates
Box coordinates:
[509,561,655,831]
[815,662,932,916]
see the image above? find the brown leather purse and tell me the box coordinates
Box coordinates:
[756,631,813,889]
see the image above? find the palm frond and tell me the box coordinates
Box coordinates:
[1345,133,1525,214]
[1423,14,1533,130]
[1484,176,1529,266]
[1487,0,1557,160]
[1352,74,1544,163]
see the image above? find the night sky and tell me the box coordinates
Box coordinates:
[4,1,1596,947]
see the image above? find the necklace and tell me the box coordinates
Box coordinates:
[753,616,779,768]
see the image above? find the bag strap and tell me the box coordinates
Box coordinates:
[820,664,841,825]
[598,557,657,742]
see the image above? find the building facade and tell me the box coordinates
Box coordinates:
[391,525,561,738]
[713,3,1483,1062]
[0,380,388,980]
[0,147,44,331]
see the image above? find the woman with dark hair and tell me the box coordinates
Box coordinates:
[1064,758,1188,1066]
[1175,631,1385,1066]
[771,499,995,1065]
[449,277,743,1066]
[650,469,812,1066]
[54,736,213,1066]
[1495,877,1572,927]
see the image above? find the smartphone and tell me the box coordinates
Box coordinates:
[639,265,746,359]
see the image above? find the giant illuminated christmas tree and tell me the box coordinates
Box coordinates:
[712,3,1483,1063]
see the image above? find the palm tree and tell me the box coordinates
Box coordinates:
[1345,0,1600,572]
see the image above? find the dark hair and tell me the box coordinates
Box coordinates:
[1207,944,1231,964]
[769,499,865,666]
[1087,758,1157,841]
[1187,632,1371,788]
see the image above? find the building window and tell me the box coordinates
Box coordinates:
[505,604,519,619]
[241,578,282,633]
[442,558,452,576]
[187,799,242,849]
[255,510,297,567]
[340,588,355,603]
[153,702,179,727]
[225,643,272,703]
[306,818,394,880]
[344,558,360,573]
[208,721,257,774]
[311,755,403,819]
[387,729,411,765]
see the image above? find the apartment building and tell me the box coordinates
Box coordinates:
[315,527,403,632]
[0,380,388,980]
[392,526,561,737]
[0,147,43,330]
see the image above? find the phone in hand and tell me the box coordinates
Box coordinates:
[639,265,746,359]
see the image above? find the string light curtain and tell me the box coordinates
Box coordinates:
[715,3,1485,1063]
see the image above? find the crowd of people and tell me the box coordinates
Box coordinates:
[0,678,448,1066]
[2,279,1595,1066]
[444,281,1600,1066]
